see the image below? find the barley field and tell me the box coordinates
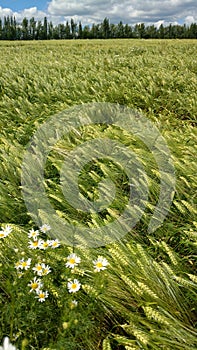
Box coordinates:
[0,39,197,350]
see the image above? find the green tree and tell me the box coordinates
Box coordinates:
[102,17,110,38]
[78,21,82,39]
[29,17,36,39]
[35,20,42,39]
[158,24,165,39]
[48,21,53,39]
[117,21,124,38]
[124,24,133,38]
[22,17,29,39]
[0,18,2,40]
[65,21,71,39]
[71,18,77,38]
[83,25,90,39]
[42,16,48,39]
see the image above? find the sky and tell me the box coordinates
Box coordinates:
[0,0,196,26]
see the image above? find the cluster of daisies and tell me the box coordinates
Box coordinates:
[14,225,58,302]
[13,224,109,302]
[65,252,109,295]
[28,224,60,250]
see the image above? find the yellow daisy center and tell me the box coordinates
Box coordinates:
[0,233,5,237]
[31,282,38,289]
[69,258,76,264]
[22,262,27,267]
[96,262,103,268]
[36,265,42,270]
[33,241,38,246]
[39,293,45,298]
[71,283,77,290]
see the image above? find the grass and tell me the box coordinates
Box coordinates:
[0,39,197,349]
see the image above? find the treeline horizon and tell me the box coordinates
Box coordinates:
[0,16,197,40]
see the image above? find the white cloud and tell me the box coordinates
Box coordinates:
[0,6,13,17]
[47,0,197,25]
[0,6,47,22]
[185,15,197,24]
[0,1,197,25]
[0,6,63,25]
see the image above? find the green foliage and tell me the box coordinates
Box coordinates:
[0,39,196,349]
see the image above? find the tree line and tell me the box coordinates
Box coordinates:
[0,16,197,40]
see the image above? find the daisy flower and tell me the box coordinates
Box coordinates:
[17,272,23,278]
[0,231,8,239]
[66,253,81,269]
[2,225,12,234]
[39,240,51,250]
[0,336,18,350]
[28,277,43,293]
[67,279,81,293]
[32,263,43,275]
[28,239,44,249]
[93,256,108,272]
[18,258,31,270]
[40,224,51,233]
[0,225,12,239]
[15,261,21,270]
[41,263,51,276]
[49,239,60,248]
[70,299,78,308]
[28,229,39,240]
[36,290,49,302]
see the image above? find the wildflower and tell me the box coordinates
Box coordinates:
[0,336,18,350]
[62,322,69,329]
[93,256,108,272]
[36,290,49,302]
[49,239,60,248]
[17,272,23,278]
[28,239,43,249]
[28,229,39,240]
[18,258,31,270]
[32,263,43,275]
[39,240,51,250]
[28,277,43,293]
[15,261,21,270]
[41,264,51,276]
[40,224,51,233]
[70,300,78,308]
[32,263,51,276]
[67,279,81,293]
[3,225,12,234]
[66,253,81,269]
[0,231,7,239]
[0,225,12,239]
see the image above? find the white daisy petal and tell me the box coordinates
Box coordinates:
[36,290,49,302]
[66,253,81,269]
[28,277,43,293]
[40,224,51,233]
[93,256,108,272]
[67,279,81,293]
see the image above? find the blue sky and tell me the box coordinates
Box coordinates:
[0,1,48,11]
[0,0,196,26]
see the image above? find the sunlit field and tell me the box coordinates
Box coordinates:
[0,39,197,350]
